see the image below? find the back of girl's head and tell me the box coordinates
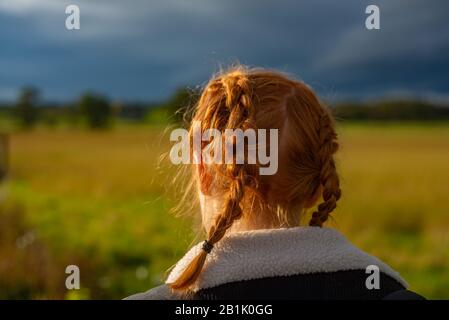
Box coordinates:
[169,65,341,290]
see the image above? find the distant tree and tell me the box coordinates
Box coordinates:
[161,87,199,124]
[15,87,40,128]
[332,102,369,120]
[369,100,440,120]
[78,93,112,129]
[333,99,449,121]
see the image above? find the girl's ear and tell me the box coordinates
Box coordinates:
[305,185,323,208]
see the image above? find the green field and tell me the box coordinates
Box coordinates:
[1,122,449,299]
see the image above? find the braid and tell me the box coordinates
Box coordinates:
[169,71,257,290]
[208,166,245,243]
[309,111,341,227]
[222,74,255,128]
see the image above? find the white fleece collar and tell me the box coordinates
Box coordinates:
[166,227,408,292]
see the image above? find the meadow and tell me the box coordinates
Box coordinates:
[0,122,448,299]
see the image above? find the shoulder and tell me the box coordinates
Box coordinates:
[195,270,407,300]
[124,284,185,300]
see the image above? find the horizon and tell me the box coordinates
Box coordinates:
[2,89,449,107]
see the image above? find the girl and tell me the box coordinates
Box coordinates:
[127,66,423,300]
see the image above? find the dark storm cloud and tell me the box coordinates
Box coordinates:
[0,0,448,102]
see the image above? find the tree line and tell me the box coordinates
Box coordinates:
[333,100,449,121]
[0,86,448,130]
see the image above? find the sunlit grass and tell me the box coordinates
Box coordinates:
[1,122,448,299]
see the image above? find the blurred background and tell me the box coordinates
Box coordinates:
[0,0,448,299]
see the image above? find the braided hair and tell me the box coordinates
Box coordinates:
[169,66,341,290]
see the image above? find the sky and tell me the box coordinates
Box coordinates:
[0,0,448,103]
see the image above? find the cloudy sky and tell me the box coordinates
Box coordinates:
[0,0,448,102]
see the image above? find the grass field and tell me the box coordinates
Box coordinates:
[1,122,448,299]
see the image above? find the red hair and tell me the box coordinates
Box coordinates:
[169,65,341,290]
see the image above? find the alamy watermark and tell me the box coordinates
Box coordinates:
[63,4,379,32]
[65,5,80,30]
[65,264,80,290]
[365,5,380,30]
[365,264,380,290]
[169,121,279,175]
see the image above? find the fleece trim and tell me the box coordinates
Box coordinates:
[166,227,408,292]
